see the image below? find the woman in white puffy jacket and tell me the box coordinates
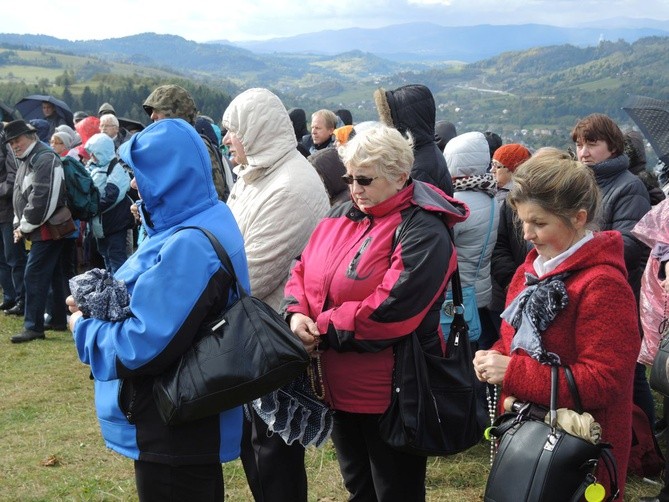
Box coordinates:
[443,131,500,349]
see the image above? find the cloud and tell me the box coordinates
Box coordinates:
[0,0,667,42]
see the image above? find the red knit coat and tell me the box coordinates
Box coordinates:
[491,231,640,497]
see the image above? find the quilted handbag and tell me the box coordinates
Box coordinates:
[153,227,310,426]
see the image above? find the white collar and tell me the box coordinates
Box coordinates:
[533,230,594,277]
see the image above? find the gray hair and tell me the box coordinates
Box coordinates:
[99,114,119,127]
[338,124,414,181]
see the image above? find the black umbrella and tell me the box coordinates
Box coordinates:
[622,94,669,164]
[118,117,145,133]
[15,94,74,127]
[1,100,16,122]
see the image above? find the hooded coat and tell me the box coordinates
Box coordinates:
[492,231,640,496]
[308,147,349,207]
[84,133,132,238]
[222,88,330,311]
[444,132,499,308]
[72,119,249,465]
[375,84,453,196]
[282,180,468,412]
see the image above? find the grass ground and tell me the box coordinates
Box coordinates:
[0,313,663,501]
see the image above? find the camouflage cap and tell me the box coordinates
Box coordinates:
[143,85,197,124]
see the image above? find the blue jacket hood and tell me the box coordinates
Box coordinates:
[119,119,219,234]
[85,133,116,167]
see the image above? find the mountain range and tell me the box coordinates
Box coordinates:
[2,22,669,157]
[2,21,667,66]
[220,21,669,62]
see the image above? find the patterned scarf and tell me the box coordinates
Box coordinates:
[453,173,497,198]
[501,272,570,365]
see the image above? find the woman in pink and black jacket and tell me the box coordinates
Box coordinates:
[282,123,467,502]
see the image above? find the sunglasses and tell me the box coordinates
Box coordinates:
[341,175,379,186]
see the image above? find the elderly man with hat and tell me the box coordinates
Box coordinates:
[4,119,69,343]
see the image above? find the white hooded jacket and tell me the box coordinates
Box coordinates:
[444,131,499,308]
[222,88,330,310]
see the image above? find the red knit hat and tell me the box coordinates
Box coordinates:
[492,144,531,172]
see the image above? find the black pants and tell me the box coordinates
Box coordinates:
[240,408,307,502]
[331,411,427,502]
[134,460,224,502]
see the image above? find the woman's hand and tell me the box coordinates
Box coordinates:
[130,202,141,224]
[473,349,509,385]
[289,313,320,354]
[66,295,83,332]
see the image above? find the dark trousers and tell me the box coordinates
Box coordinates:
[96,229,129,274]
[23,239,65,333]
[0,222,26,302]
[240,408,307,502]
[134,460,224,502]
[331,411,427,502]
[46,238,77,323]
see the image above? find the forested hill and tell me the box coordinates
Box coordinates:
[1,33,669,153]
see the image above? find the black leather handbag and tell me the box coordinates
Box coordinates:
[378,267,484,456]
[153,227,310,426]
[650,325,669,397]
[484,366,619,502]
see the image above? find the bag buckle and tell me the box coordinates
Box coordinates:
[543,432,558,451]
[442,300,465,317]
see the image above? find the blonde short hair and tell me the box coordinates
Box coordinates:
[312,109,338,130]
[338,124,414,181]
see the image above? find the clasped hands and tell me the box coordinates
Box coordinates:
[472,349,509,385]
[289,312,321,355]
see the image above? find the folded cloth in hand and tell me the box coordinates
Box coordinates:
[69,268,132,321]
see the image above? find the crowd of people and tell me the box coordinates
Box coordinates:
[1,82,668,501]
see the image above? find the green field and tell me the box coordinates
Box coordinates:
[0,312,663,500]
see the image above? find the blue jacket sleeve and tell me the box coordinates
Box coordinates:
[73,231,232,381]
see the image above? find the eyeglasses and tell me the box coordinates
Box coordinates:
[341,175,379,186]
[491,161,507,170]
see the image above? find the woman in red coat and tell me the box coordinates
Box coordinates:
[474,152,640,498]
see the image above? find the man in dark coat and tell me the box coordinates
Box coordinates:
[374,84,453,196]
[0,124,26,313]
[5,120,69,342]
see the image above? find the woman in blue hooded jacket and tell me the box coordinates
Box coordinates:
[68,119,249,501]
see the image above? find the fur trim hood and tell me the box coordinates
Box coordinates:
[374,84,436,147]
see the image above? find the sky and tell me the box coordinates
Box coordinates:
[2,0,668,43]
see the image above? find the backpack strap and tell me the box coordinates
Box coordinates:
[106,157,119,176]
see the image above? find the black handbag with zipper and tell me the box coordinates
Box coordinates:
[152,226,310,426]
[484,365,619,502]
[377,266,484,456]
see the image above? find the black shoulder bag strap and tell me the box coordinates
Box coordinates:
[560,365,620,502]
[175,226,246,300]
[445,226,468,345]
